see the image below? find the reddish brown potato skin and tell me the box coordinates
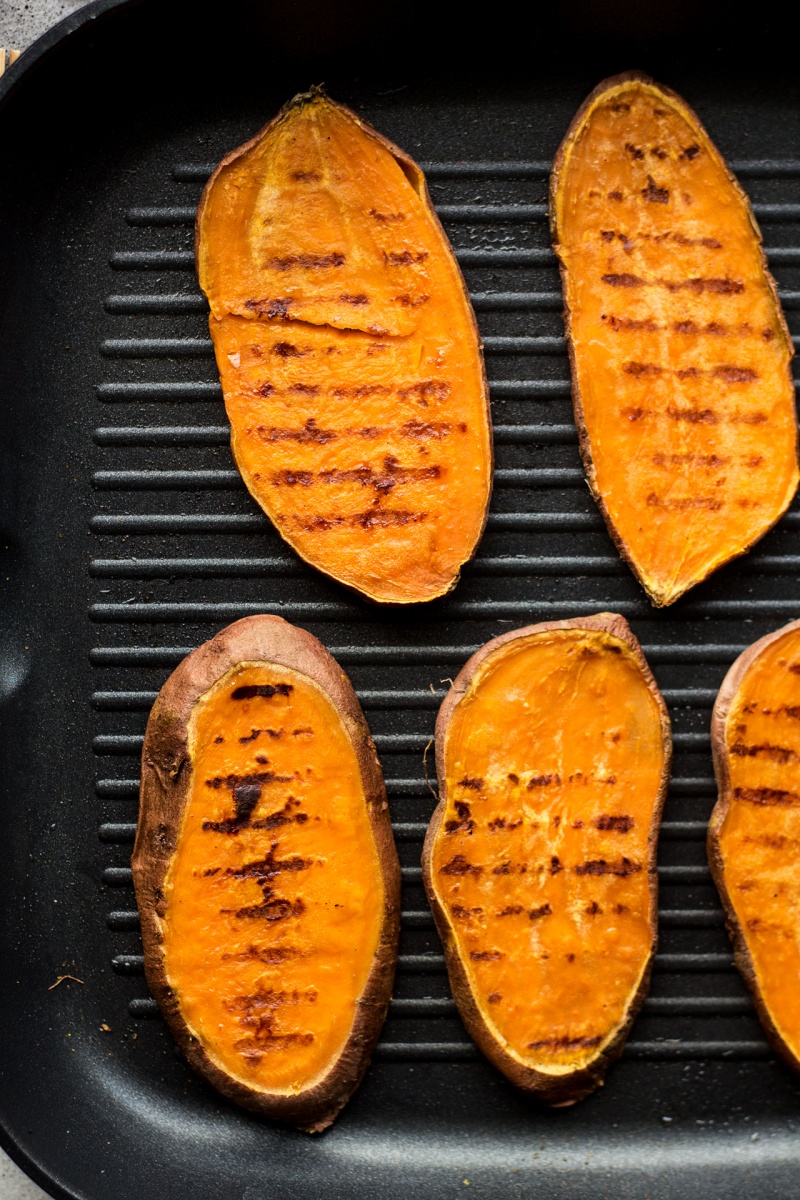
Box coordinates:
[423,613,671,1104]
[709,620,800,1076]
[132,615,401,1132]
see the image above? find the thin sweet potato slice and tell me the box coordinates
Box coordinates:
[423,614,671,1103]
[550,72,798,607]
[132,616,400,1132]
[709,621,800,1074]
[196,89,492,604]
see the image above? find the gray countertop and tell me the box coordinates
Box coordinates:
[1,2,95,1194]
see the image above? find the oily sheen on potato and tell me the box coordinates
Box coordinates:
[132,616,400,1132]
[550,72,799,607]
[423,614,671,1104]
[196,89,492,604]
[709,621,800,1075]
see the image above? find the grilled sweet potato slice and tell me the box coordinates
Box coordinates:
[423,614,670,1103]
[709,621,800,1074]
[550,72,799,607]
[196,89,492,604]
[132,616,400,1132]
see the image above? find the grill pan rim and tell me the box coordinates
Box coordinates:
[2,2,800,1197]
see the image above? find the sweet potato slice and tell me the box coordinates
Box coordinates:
[132,616,400,1132]
[550,72,798,607]
[423,614,671,1103]
[709,621,800,1074]
[196,89,492,604]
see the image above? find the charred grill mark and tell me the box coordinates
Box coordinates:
[602,273,645,288]
[608,190,623,201]
[255,382,275,396]
[492,861,512,875]
[487,992,502,1003]
[625,142,645,160]
[666,406,718,424]
[316,458,442,493]
[290,383,320,396]
[394,293,430,307]
[251,797,308,831]
[646,494,723,511]
[233,897,306,921]
[487,817,522,832]
[734,786,800,805]
[445,800,475,834]
[222,945,302,963]
[527,774,561,788]
[401,419,457,439]
[384,250,428,265]
[451,904,482,920]
[622,406,651,421]
[369,209,405,222]
[203,771,291,834]
[287,508,429,533]
[730,411,767,425]
[730,741,798,764]
[641,175,669,203]
[339,293,369,305]
[574,858,642,877]
[222,843,312,921]
[606,315,658,331]
[662,277,744,295]
[497,905,525,917]
[261,417,335,443]
[239,728,261,743]
[271,469,314,487]
[624,361,663,377]
[681,144,701,160]
[398,380,451,403]
[585,901,602,915]
[550,856,563,875]
[458,777,484,790]
[530,903,552,920]
[292,171,320,181]
[527,1035,602,1051]
[268,252,345,270]
[227,986,316,1058]
[441,854,482,876]
[712,366,758,383]
[272,342,305,357]
[332,386,392,401]
[595,814,634,832]
[470,950,503,961]
[231,683,293,701]
[652,453,730,468]
[244,297,293,318]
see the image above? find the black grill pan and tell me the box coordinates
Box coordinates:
[2,2,800,1196]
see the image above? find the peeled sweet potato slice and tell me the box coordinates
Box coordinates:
[423,614,671,1103]
[132,615,400,1132]
[550,72,799,607]
[196,89,492,604]
[709,621,800,1074]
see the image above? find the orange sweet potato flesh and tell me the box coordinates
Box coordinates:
[196,90,492,604]
[133,616,400,1132]
[709,620,800,1075]
[423,614,671,1103]
[551,73,799,607]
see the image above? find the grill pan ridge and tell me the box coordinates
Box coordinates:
[2,2,800,1197]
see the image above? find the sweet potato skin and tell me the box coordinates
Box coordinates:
[132,615,401,1132]
[550,72,799,607]
[195,90,492,606]
[709,621,800,1076]
[422,613,671,1104]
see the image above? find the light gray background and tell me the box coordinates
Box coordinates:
[1,4,96,1197]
